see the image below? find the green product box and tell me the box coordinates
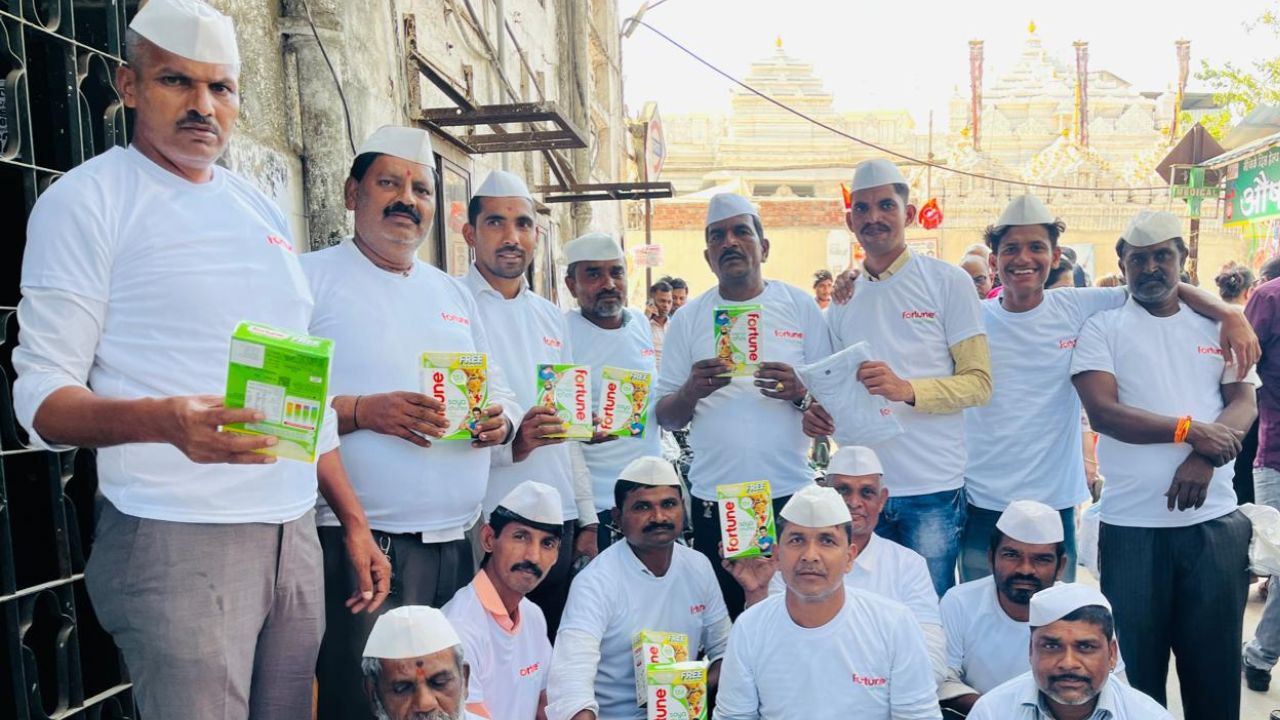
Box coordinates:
[597,366,652,438]
[420,352,488,440]
[713,304,763,377]
[645,661,709,720]
[224,321,333,463]
[717,480,777,559]
[535,364,593,439]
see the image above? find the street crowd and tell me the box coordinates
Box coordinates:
[13,2,1280,719]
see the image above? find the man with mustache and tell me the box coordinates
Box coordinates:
[654,193,833,616]
[715,484,939,719]
[362,606,484,720]
[938,501,1068,715]
[12,2,383,716]
[727,446,946,685]
[648,280,674,368]
[813,159,991,598]
[547,457,730,720]
[302,127,520,718]
[968,584,1169,719]
[444,481,565,719]
[960,196,1255,585]
[563,234,662,551]
[1071,210,1259,719]
[462,170,597,635]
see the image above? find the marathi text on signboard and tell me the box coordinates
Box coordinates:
[1226,146,1280,227]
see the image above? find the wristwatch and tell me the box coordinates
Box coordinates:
[793,392,814,412]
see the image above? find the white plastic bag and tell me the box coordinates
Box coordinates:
[796,341,904,448]
[1239,503,1280,576]
[1077,503,1102,581]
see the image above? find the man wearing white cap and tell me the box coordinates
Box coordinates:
[11,2,384,716]
[968,584,1170,719]
[362,606,482,720]
[563,232,662,550]
[303,126,521,719]
[1071,209,1259,718]
[938,500,1069,714]
[547,456,731,720]
[959,196,1254,584]
[654,192,833,616]
[461,168,596,634]
[715,485,939,719]
[817,158,990,598]
[444,481,566,720]
[728,446,945,684]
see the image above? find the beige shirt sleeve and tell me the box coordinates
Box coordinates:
[908,334,993,414]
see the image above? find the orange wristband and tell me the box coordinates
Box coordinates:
[1174,415,1192,444]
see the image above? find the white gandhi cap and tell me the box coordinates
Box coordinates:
[705,193,759,228]
[851,159,908,192]
[1123,210,1183,248]
[564,232,624,264]
[996,500,1064,545]
[995,194,1055,230]
[1029,583,1112,627]
[495,481,564,526]
[357,126,434,167]
[618,456,681,487]
[363,606,461,660]
[474,169,533,201]
[130,0,239,65]
[826,446,883,478]
[780,484,852,528]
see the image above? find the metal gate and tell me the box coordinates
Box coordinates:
[1,1,136,718]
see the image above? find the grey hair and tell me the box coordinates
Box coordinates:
[361,645,468,685]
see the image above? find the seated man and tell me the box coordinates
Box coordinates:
[715,485,940,719]
[939,501,1067,715]
[728,446,945,684]
[968,584,1170,719]
[546,457,731,720]
[362,605,484,720]
[444,481,565,719]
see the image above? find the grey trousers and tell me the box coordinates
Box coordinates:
[314,526,475,720]
[85,500,324,720]
[1100,510,1252,720]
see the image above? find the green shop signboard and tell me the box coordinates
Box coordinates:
[1227,146,1280,227]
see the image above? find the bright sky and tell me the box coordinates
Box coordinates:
[619,0,1279,130]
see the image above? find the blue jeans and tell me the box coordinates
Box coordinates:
[1246,466,1280,672]
[875,488,966,597]
[959,503,1077,583]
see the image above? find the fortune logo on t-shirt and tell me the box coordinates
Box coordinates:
[519,662,540,677]
[266,233,294,252]
[1059,338,1077,349]
[1198,345,1224,356]
[901,310,937,321]
[851,672,887,688]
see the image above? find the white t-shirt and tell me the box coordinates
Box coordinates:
[565,308,663,512]
[555,541,731,720]
[714,590,941,720]
[964,288,1128,510]
[1070,299,1258,528]
[968,671,1171,720]
[15,145,335,524]
[463,267,579,521]
[443,578,550,720]
[302,240,518,532]
[768,533,940,627]
[827,253,986,497]
[655,282,833,500]
[939,576,1030,694]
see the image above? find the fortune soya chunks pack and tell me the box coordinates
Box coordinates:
[713,304,762,377]
[646,661,709,720]
[632,630,689,706]
[419,352,488,440]
[597,366,652,438]
[224,321,332,463]
[536,364,593,439]
[717,480,777,559]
